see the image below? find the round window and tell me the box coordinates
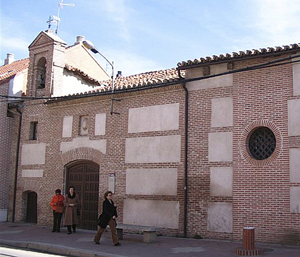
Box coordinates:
[248,127,276,160]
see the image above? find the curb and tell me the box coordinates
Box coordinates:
[0,239,126,257]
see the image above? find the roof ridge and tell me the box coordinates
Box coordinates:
[177,43,300,68]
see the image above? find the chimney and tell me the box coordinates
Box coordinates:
[4,53,15,65]
[76,35,85,44]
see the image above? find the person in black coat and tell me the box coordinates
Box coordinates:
[94,191,121,246]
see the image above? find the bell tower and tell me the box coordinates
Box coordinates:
[27,30,67,98]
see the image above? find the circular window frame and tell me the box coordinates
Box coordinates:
[239,121,282,166]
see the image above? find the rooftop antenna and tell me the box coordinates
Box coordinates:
[47,0,74,34]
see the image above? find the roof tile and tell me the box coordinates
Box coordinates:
[177,43,300,68]
[0,58,29,82]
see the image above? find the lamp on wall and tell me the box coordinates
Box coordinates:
[83,40,119,115]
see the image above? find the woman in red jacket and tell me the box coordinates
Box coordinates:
[50,189,65,232]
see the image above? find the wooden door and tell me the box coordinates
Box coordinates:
[66,161,99,230]
[26,192,37,223]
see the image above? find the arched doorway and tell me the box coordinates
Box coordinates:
[66,161,99,230]
[26,191,37,223]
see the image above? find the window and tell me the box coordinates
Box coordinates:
[36,57,46,89]
[247,126,276,160]
[29,122,38,140]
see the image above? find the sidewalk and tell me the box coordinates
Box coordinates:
[0,222,299,257]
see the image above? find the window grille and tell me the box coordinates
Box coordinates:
[248,127,276,160]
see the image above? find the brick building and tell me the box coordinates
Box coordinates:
[0,55,29,222]
[1,30,300,244]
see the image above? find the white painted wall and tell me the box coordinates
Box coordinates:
[21,143,46,165]
[22,170,44,177]
[208,132,233,162]
[126,168,177,195]
[60,137,106,154]
[211,97,233,127]
[62,116,73,138]
[292,54,300,96]
[125,135,181,163]
[95,113,106,135]
[8,71,27,101]
[210,167,233,196]
[288,99,300,136]
[289,148,300,183]
[123,199,179,229]
[53,70,104,97]
[290,187,300,213]
[128,103,179,133]
[207,202,233,233]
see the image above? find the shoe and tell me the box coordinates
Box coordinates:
[57,231,60,233]
[52,230,56,233]
[114,242,121,246]
[73,229,76,233]
[67,231,72,235]
[94,241,100,244]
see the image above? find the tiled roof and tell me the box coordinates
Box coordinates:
[0,58,29,82]
[177,43,300,69]
[63,67,184,97]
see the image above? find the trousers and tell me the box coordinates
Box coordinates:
[52,211,63,232]
[94,218,119,245]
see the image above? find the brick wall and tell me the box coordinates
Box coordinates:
[185,54,300,244]
[14,85,186,236]
[0,81,14,221]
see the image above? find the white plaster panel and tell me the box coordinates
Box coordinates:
[293,63,300,96]
[208,132,233,162]
[126,168,177,195]
[22,169,44,178]
[60,137,106,154]
[186,74,233,91]
[211,97,233,127]
[21,143,46,165]
[290,187,300,213]
[210,167,233,196]
[62,116,73,138]
[8,71,26,101]
[123,199,179,229]
[128,103,179,133]
[288,99,300,136]
[289,148,300,182]
[207,202,233,233]
[0,209,7,222]
[125,135,181,163]
[95,113,106,135]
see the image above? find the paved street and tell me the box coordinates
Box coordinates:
[0,222,300,257]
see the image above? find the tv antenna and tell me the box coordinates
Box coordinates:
[47,0,74,34]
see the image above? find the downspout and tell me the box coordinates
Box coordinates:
[12,104,23,222]
[178,69,188,238]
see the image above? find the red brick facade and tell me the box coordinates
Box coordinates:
[2,31,300,244]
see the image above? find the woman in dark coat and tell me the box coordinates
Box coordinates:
[63,186,80,234]
[94,191,120,246]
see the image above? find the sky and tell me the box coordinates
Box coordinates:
[1,0,300,76]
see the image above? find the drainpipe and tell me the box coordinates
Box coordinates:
[12,104,23,222]
[178,69,188,238]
